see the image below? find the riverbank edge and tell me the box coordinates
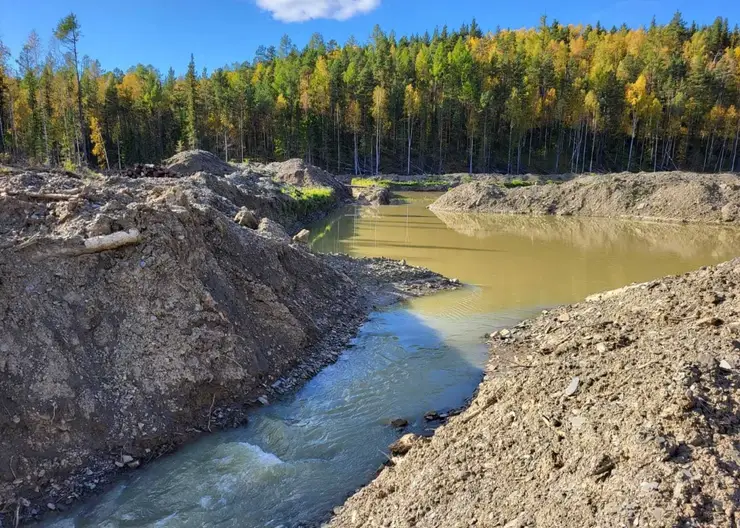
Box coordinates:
[19,255,458,527]
[328,257,740,527]
[428,172,740,225]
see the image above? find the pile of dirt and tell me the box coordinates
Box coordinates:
[163,149,235,176]
[117,164,182,179]
[0,168,454,525]
[430,172,740,224]
[330,259,740,527]
[352,185,391,206]
[265,159,351,200]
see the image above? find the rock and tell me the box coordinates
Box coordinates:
[564,377,580,397]
[719,360,733,371]
[424,411,442,421]
[47,503,56,510]
[721,202,738,222]
[234,207,258,229]
[389,433,417,456]
[127,460,140,469]
[595,342,607,353]
[390,418,409,428]
[257,218,291,242]
[257,395,270,406]
[498,329,512,339]
[640,481,660,493]
[558,312,571,322]
[292,229,311,244]
[121,455,134,464]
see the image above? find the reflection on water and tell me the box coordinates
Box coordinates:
[52,192,740,527]
[312,193,740,313]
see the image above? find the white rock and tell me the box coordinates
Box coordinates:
[564,377,580,397]
[720,360,733,371]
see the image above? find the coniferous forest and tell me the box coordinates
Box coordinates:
[1,13,740,174]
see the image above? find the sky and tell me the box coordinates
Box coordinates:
[1,0,739,74]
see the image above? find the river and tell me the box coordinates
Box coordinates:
[51,192,740,527]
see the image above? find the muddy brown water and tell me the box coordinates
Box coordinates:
[51,192,740,527]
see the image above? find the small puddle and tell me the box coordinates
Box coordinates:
[52,192,740,527]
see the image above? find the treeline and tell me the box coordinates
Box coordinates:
[1,13,740,174]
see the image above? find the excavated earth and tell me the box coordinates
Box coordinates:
[330,259,740,528]
[0,166,454,525]
[430,172,740,224]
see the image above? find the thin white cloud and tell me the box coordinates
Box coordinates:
[256,0,381,22]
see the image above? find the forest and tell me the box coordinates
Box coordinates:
[1,13,740,175]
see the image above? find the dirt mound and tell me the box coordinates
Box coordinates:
[330,258,740,528]
[430,172,740,224]
[163,149,235,176]
[117,164,182,179]
[0,168,454,525]
[352,185,391,206]
[265,159,351,199]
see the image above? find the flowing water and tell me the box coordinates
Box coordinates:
[53,193,740,527]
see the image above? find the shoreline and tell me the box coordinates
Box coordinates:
[329,258,740,527]
[428,172,740,225]
[25,254,457,527]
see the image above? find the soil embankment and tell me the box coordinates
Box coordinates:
[0,162,453,525]
[430,172,740,224]
[331,259,740,527]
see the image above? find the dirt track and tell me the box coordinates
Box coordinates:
[330,258,740,528]
[430,172,740,224]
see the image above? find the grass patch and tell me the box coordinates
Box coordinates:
[503,179,535,188]
[351,177,391,188]
[282,185,336,216]
[351,177,449,190]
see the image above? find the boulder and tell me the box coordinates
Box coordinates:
[234,207,258,229]
[257,218,291,243]
[389,433,418,456]
[721,202,738,222]
[293,229,311,244]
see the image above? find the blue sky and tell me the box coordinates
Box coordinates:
[2,0,738,74]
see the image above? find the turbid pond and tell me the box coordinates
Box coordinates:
[52,193,740,527]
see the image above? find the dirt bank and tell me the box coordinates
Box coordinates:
[266,159,352,201]
[430,172,740,224]
[0,168,454,525]
[330,258,740,527]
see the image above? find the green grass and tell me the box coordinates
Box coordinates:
[503,178,535,188]
[351,177,391,188]
[351,177,449,189]
[282,185,336,216]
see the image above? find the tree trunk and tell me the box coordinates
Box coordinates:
[703,131,714,172]
[589,128,596,173]
[507,121,513,174]
[717,136,727,173]
[527,128,533,168]
[353,131,359,175]
[732,122,740,173]
[72,44,88,165]
[407,115,413,175]
[239,113,244,162]
[469,134,474,174]
[627,113,637,171]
